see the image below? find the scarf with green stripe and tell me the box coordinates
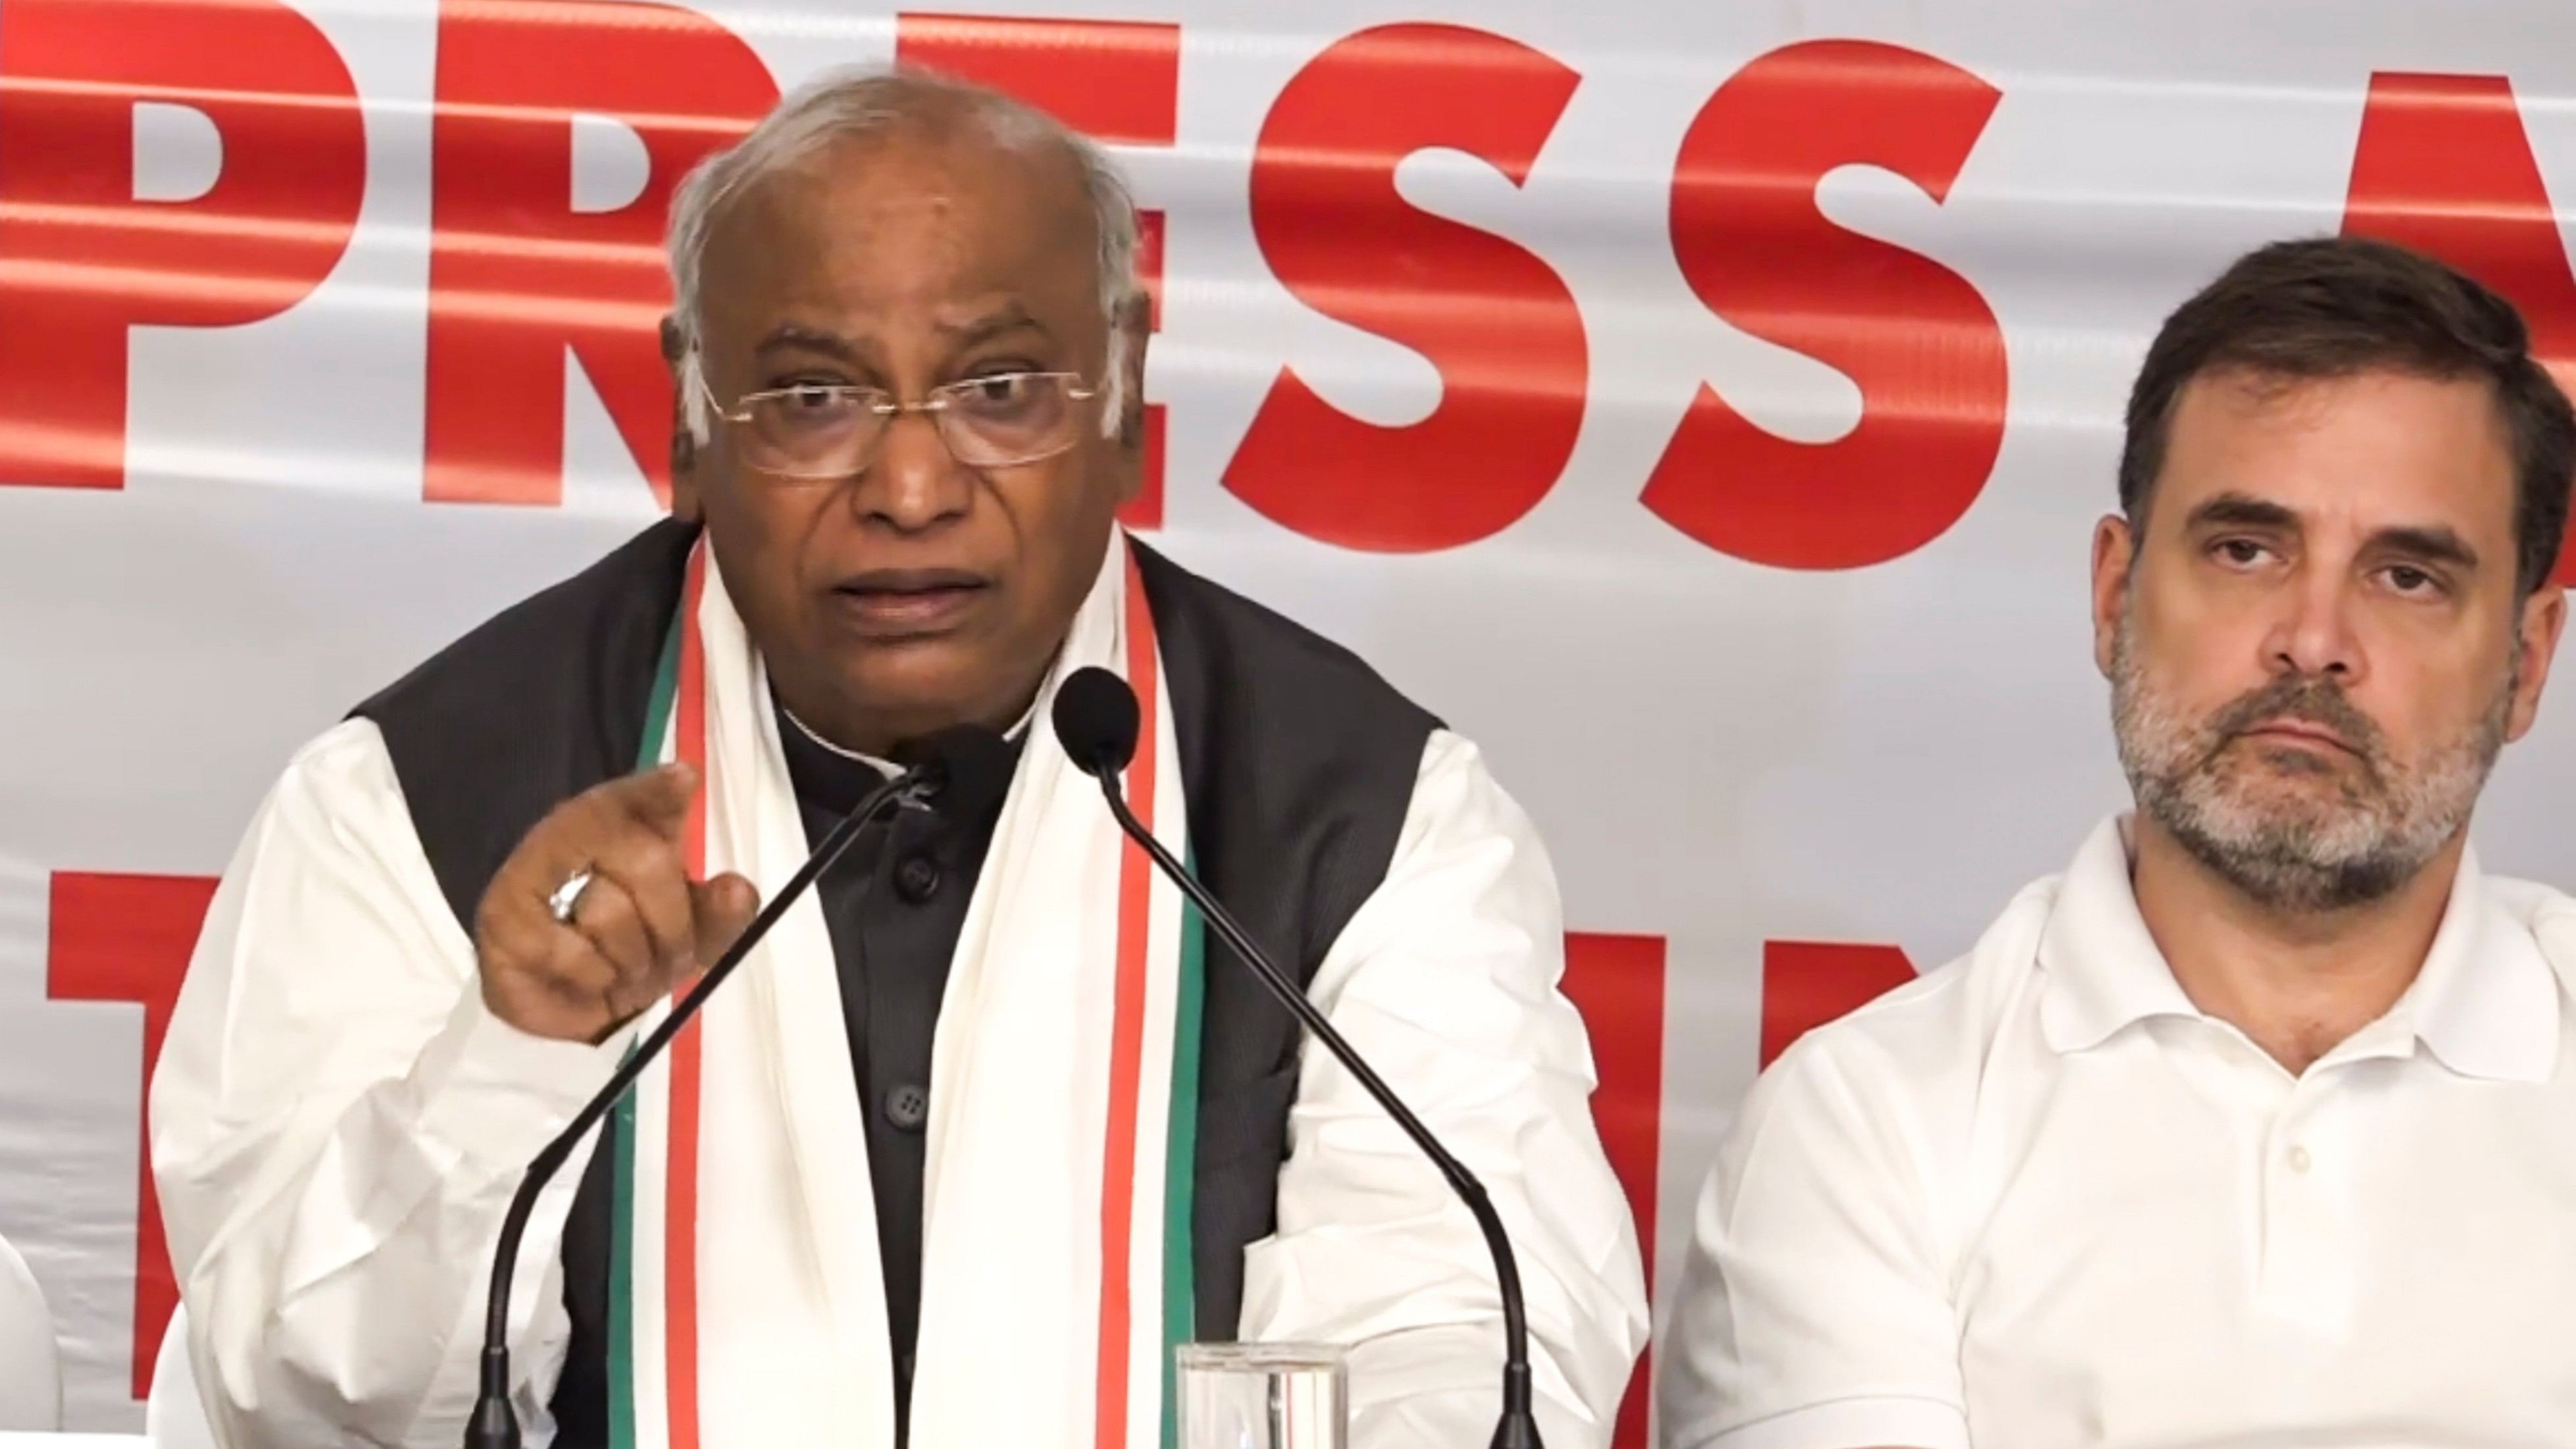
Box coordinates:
[593,527,1204,1449]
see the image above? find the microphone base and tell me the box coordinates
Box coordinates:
[1488,1410,1543,1449]
[464,1392,520,1449]
[467,1342,520,1449]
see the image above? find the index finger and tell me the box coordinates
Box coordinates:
[592,761,700,838]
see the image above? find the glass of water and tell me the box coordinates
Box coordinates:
[1176,1340,1348,1449]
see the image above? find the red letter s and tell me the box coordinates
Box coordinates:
[1648,41,2006,571]
[1227,25,1586,553]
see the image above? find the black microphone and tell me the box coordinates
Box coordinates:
[465,723,1013,1449]
[1049,667,1545,1449]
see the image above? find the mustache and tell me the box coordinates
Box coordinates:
[2200,675,2384,767]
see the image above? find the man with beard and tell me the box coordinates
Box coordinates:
[1659,235,2576,1449]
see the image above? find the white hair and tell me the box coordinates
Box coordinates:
[666,64,1141,444]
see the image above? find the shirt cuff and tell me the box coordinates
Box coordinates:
[412,987,635,1175]
[1688,1396,1971,1449]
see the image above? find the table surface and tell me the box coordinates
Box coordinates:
[0,1434,151,1446]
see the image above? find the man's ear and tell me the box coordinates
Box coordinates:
[1114,292,1149,451]
[661,314,701,521]
[2092,513,2138,680]
[2506,583,2569,744]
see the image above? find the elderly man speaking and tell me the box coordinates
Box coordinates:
[150,67,1646,1449]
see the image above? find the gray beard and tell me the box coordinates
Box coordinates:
[2109,626,2507,914]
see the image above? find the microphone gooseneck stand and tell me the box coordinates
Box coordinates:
[1050,666,1544,1449]
[465,726,1002,1449]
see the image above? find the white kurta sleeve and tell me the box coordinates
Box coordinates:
[1657,1034,1968,1449]
[1237,728,1650,1449]
[150,719,630,1449]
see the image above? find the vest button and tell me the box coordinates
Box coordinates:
[894,852,941,903]
[884,1082,930,1132]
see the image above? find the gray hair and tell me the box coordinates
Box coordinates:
[666,65,1141,444]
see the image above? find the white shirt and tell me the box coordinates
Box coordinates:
[151,719,1646,1448]
[1662,814,2576,1449]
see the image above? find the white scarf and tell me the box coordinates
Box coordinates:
[595,527,1204,1449]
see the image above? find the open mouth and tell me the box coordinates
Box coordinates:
[827,569,990,634]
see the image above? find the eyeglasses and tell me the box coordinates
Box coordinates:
[697,370,1101,480]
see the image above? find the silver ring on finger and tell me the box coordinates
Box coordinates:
[547,867,595,925]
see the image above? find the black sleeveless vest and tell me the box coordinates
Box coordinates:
[351,520,1437,1441]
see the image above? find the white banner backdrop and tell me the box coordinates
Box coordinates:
[9,0,2576,1435]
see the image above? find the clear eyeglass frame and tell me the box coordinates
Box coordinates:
[694,369,1101,479]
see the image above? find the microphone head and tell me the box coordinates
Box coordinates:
[1051,666,1140,775]
[894,723,1014,819]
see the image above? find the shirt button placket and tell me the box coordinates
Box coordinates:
[2256,1086,2352,1329]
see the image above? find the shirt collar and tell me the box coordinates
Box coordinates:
[2037,815,2199,1053]
[772,696,1038,819]
[777,695,1041,779]
[2402,845,2558,1081]
[2036,813,2558,1082]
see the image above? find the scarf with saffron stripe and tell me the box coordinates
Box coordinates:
[592,528,1203,1449]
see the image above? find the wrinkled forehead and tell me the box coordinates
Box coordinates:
[2154,367,2519,543]
[694,126,1105,349]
